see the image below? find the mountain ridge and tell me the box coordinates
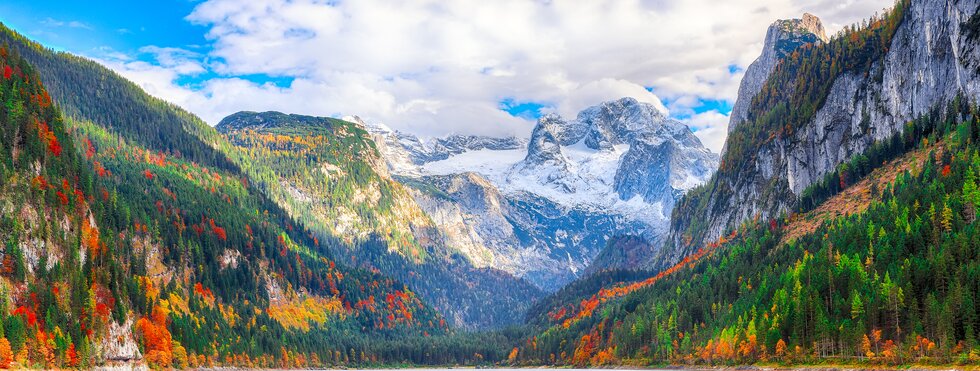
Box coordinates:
[368,97,717,290]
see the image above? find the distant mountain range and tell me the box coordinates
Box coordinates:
[362,97,718,289]
[3,0,978,368]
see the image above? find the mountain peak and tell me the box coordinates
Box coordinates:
[727,13,828,134]
[771,13,829,49]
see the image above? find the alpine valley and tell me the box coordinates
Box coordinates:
[0,0,978,369]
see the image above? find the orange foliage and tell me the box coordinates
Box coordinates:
[65,343,78,367]
[572,333,598,366]
[193,282,215,304]
[560,234,729,327]
[31,175,49,190]
[774,339,787,358]
[36,120,61,157]
[0,338,11,369]
[136,305,174,368]
[81,217,102,256]
[590,347,616,365]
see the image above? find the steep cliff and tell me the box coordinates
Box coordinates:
[663,0,980,267]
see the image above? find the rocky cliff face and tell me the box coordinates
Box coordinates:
[662,0,980,267]
[511,98,718,207]
[403,172,652,291]
[728,13,828,134]
[373,97,717,289]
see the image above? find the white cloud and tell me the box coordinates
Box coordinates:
[94,0,894,143]
[685,110,731,154]
[41,18,92,30]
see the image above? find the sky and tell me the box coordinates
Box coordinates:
[0,0,895,153]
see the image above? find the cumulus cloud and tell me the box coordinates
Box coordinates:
[686,110,731,154]
[94,0,894,143]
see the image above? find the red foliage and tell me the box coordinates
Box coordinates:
[143,169,155,180]
[549,307,568,322]
[66,343,79,367]
[191,224,204,236]
[48,137,62,157]
[193,282,215,301]
[32,175,49,189]
[56,191,69,205]
[92,284,116,320]
[36,120,61,157]
[209,219,228,241]
[84,137,96,159]
[2,65,10,80]
[942,164,951,176]
[94,161,109,177]
[13,305,37,327]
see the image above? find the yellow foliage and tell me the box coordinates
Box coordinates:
[267,295,344,331]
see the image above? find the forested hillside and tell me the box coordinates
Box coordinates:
[0,38,504,368]
[513,0,980,366]
[217,111,542,329]
[667,1,909,261]
[513,99,980,367]
[0,23,529,369]
[0,21,539,331]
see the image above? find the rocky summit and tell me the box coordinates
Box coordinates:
[370,97,718,290]
[728,13,828,134]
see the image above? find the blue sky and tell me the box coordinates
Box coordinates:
[0,1,204,56]
[0,0,894,152]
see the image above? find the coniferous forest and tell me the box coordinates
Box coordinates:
[2,0,980,369]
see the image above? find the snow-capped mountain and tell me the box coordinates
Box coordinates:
[354,97,718,290]
[358,118,526,176]
[508,98,718,221]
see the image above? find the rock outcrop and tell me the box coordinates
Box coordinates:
[662,1,980,268]
[728,13,828,134]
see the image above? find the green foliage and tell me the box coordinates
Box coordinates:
[671,0,909,251]
[218,111,542,330]
[0,23,237,172]
[517,102,980,366]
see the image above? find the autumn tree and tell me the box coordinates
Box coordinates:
[0,338,12,369]
[136,305,173,368]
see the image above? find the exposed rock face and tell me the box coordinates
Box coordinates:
[517,118,572,190]
[404,172,653,291]
[374,97,718,290]
[218,111,542,330]
[512,97,718,203]
[662,1,980,267]
[728,13,828,134]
